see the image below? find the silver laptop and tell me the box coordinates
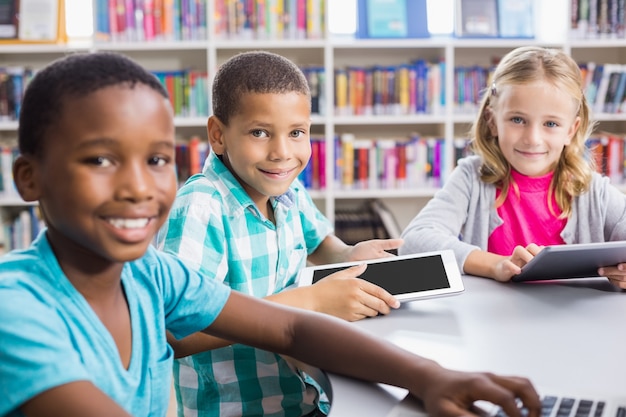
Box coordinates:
[386,393,626,417]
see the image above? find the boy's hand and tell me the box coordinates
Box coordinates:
[348,238,404,262]
[418,368,541,417]
[597,264,626,289]
[311,264,400,321]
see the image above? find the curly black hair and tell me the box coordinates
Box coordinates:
[18,51,168,157]
[212,50,310,125]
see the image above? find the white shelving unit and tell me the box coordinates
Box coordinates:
[2,0,626,243]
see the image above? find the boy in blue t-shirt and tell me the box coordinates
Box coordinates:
[156,51,404,417]
[0,51,540,417]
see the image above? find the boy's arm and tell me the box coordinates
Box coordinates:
[307,234,403,265]
[167,330,233,358]
[19,382,132,417]
[205,290,541,417]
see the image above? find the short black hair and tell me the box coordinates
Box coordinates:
[18,51,168,157]
[212,50,310,125]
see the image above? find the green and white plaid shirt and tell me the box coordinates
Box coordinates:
[156,152,333,417]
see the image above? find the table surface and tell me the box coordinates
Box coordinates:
[322,276,626,417]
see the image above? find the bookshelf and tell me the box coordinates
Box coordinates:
[3,0,626,251]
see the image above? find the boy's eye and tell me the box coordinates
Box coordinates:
[251,129,268,138]
[86,156,113,167]
[149,156,169,166]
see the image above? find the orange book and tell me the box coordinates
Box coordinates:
[188,135,202,175]
[162,0,174,41]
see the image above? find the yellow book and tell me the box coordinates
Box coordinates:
[341,133,355,188]
[335,69,348,116]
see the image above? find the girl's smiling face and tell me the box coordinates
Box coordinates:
[488,79,581,177]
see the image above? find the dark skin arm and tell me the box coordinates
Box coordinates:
[168,263,400,358]
[20,288,540,417]
[19,382,132,417]
[200,290,542,417]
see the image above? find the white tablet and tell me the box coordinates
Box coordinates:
[297,250,464,303]
[511,240,626,282]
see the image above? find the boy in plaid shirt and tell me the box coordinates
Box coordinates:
[156,51,404,417]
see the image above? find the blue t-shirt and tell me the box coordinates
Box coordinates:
[0,231,231,417]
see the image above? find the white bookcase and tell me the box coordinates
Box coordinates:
[1,0,626,249]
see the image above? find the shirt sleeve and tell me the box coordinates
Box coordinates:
[597,175,626,240]
[0,283,90,415]
[294,180,334,254]
[399,156,481,269]
[154,248,231,340]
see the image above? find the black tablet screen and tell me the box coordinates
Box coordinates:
[311,255,450,295]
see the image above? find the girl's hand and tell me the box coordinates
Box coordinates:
[493,244,543,282]
[597,264,626,289]
[309,264,400,321]
[347,238,404,262]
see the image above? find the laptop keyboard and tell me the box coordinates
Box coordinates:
[489,396,626,417]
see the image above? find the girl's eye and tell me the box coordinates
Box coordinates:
[251,129,268,138]
[290,130,306,138]
[149,156,169,166]
[511,117,524,124]
[545,121,558,128]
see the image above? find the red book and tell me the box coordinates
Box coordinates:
[188,135,202,175]
[311,138,320,190]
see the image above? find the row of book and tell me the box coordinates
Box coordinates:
[334,60,445,117]
[214,0,325,40]
[332,134,456,190]
[0,206,44,255]
[582,62,626,115]
[587,132,626,182]
[0,67,210,121]
[175,136,210,183]
[155,70,210,117]
[0,65,325,122]
[94,0,208,43]
[570,0,626,39]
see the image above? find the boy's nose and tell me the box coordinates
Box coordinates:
[269,137,291,160]
[116,164,154,201]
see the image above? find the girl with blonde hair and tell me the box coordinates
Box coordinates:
[400,46,626,288]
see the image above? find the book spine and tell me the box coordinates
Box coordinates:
[341,133,355,189]
[318,136,326,189]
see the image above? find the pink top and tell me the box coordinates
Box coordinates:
[488,170,566,256]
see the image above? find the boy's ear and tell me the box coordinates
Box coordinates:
[13,155,41,202]
[207,115,226,155]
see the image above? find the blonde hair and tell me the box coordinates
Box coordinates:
[469,46,595,218]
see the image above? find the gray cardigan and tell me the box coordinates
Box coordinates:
[399,155,626,273]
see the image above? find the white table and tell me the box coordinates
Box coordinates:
[321,276,626,416]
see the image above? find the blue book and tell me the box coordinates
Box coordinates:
[497,0,534,38]
[356,0,429,39]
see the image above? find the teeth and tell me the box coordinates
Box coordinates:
[108,218,149,229]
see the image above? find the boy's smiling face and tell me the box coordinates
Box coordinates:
[17,84,177,267]
[209,92,312,209]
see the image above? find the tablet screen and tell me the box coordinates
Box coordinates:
[311,254,450,295]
